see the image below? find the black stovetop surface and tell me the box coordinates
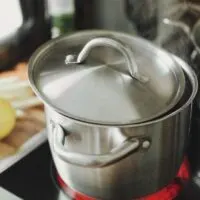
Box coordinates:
[1,142,200,200]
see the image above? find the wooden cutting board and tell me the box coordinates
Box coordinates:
[0,63,28,80]
[0,63,45,159]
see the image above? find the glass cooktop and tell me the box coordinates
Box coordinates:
[0,142,200,200]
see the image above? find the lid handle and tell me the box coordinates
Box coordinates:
[65,37,148,83]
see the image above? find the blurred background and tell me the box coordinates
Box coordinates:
[1,0,200,169]
[1,0,200,70]
[1,2,200,200]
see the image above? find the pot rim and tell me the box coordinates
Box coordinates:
[28,30,198,128]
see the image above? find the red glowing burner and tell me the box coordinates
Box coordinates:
[57,158,190,200]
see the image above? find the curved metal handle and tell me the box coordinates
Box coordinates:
[65,37,148,83]
[163,18,191,36]
[52,124,142,168]
[163,18,200,55]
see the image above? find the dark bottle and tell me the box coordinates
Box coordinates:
[125,0,158,40]
[74,0,94,30]
[74,0,134,33]
[0,0,51,70]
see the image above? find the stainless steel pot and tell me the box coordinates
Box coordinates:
[28,31,198,199]
[47,57,196,200]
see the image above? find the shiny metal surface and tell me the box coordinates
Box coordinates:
[46,56,197,199]
[53,123,150,167]
[48,106,190,200]
[65,37,148,82]
[29,30,186,125]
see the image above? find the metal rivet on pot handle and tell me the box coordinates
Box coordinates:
[52,124,149,168]
[65,37,148,83]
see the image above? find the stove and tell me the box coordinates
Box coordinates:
[55,158,190,200]
[0,142,200,200]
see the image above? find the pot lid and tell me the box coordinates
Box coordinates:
[28,31,185,125]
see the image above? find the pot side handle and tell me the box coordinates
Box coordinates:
[52,124,150,168]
